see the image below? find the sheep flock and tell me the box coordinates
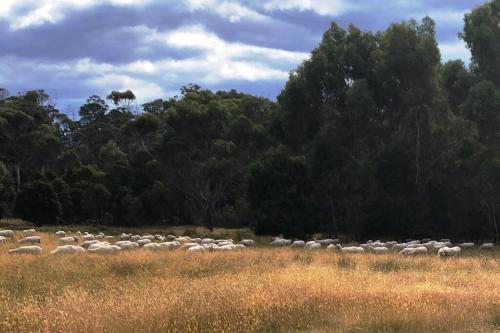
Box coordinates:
[0,228,496,257]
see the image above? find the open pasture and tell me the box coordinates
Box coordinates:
[0,229,499,333]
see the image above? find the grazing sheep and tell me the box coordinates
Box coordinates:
[399,247,427,256]
[119,233,131,240]
[115,241,139,251]
[143,243,161,251]
[0,230,15,238]
[318,239,336,246]
[158,241,180,250]
[369,246,389,254]
[480,243,494,250]
[18,236,41,244]
[88,243,121,254]
[239,239,255,247]
[217,241,234,247]
[270,238,291,247]
[186,245,206,252]
[181,242,200,249]
[8,246,42,255]
[0,236,6,244]
[440,238,451,243]
[51,245,85,255]
[458,242,475,249]
[174,237,189,243]
[202,238,216,244]
[306,242,322,250]
[82,234,95,241]
[136,239,152,246]
[104,236,115,242]
[166,235,176,241]
[333,244,365,254]
[131,235,141,242]
[291,240,305,248]
[55,231,66,238]
[81,240,100,249]
[141,235,155,241]
[59,236,78,245]
[438,246,461,257]
[22,229,36,235]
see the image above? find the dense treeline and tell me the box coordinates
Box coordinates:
[1,1,500,242]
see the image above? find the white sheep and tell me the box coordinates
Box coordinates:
[307,243,322,250]
[18,236,41,244]
[239,239,255,247]
[0,230,15,238]
[115,241,139,251]
[0,236,6,245]
[166,235,176,241]
[181,242,200,249]
[438,246,461,257]
[82,234,95,241]
[158,241,180,250]
[88,243,121,254]
[291,240,305,248]
[186,245,206,252]
[399,247,428,255]
[8,246,42,255]
[202,238,216,244]
[136,239,152,246]
[59,236,78,245]
[333,244,365,253]
[51,245,85,255]
[119,233,131,240]
[131,235,141,242]
[369,246,389,254]
[479,243,494,250]
[55,231,66,238]
[141,235,155,241]
[81,240,100,249]
[22,229,36,235]
[458,242,475,249]
[270,238,291,247]
[104,236,115,242]
[143,243,161,251]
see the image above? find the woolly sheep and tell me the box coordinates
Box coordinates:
[136,239,152,246]
[18,236,41,244]
[480,243,494,250]
[82,234,95,241]
[8,246,42,255]
[166,235,176,241]
[81,240,100,249]
[217,241,234,247]
[141,235,155,241]
[239,239,255,247]
[181,242,200,249]
[51,245,85,255]
[131,235,141,242]
[158,241,180,250]
[143,243,161,251]
[333,244,365,253]
[318,239,336,246]
[369,246,389,254]
[59,236,78,245]
[270,238,291,247]
[104,236,115,241]
[88,243,121,253]
[22,229,36,235]
[438,246,461,257]
[202,238,216,244]
[55,231,66,238]
[458,242,475,249]
[115,241,139,251]
[0,236,7,244]
[0,230,14,238]
[186,245,206,252]
[306,242,322,250]
[291,240,305,248]
[120,233,131,241]
[399,246,427,255]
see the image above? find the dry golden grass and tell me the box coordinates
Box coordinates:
[0,231,498,333]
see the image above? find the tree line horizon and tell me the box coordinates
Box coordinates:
[1,0,500,242]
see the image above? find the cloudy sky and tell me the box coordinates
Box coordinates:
[0,0,486,112]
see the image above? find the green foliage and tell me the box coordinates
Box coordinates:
[14,180,62,226]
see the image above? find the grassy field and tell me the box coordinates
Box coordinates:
[0,230,499,333]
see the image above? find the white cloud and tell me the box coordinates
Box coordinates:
[439,40,471,63]
[0,0,154,30]
[183,0,268,22]
[262,0,355,16]
[88,74,166,100]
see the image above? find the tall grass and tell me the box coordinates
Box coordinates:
[0,231,498,332]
